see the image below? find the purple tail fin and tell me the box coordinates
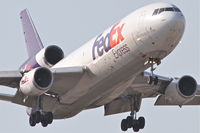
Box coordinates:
[20,9,43,57]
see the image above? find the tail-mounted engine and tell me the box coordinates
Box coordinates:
[20,67,53,96]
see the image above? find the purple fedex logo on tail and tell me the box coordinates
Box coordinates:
[92,22,125,60]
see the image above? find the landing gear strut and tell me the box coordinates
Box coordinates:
[29,95,54,127]
[121,95,145,132]
[145,57,161,85]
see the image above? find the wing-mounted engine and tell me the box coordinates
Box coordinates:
[155,76,197,105]
[19,67,53,96]
[36,45,64,68]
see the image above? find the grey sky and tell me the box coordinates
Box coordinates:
[0,0,199,133]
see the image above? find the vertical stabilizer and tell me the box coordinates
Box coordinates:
[20,9,43,57]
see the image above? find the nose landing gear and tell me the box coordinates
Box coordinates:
[145,57,161,85]
[121,95,145,132]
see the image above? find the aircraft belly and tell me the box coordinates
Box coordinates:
[52,53,150,119]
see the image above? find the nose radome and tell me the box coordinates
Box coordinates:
[143,10,186,57]
[151,11,186,38]
[166,12,185,30]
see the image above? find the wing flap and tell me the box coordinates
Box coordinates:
[48,66,86,95]
[51,66,84,75]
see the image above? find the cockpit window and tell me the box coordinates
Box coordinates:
[158,8,165,14]
[152,7,181,16]
[153,9,159,15]
[174,8,181,12]
[165,7,174,11]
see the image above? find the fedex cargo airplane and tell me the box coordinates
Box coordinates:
[0,2,199,132]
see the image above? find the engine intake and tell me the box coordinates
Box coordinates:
[164,75,197,105]
[20,67,53,96]
[36,45,64,68]
[178,76,197,97]
[34,68,52,88]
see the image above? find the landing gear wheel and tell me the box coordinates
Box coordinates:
[41,120,48,127]
[138,117,145,129]
[35,111,41,123]
[133,124,139,132]
[120,95,146,132]
[29,114,36,127]
[126,116,133,128]
[121,119,128,131]
[46,112,53,124]
[28,95,55,127]
[29,110,54,127]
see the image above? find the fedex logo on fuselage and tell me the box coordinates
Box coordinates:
[92,22,125,60]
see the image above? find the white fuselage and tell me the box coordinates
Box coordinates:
[52,2,185,118]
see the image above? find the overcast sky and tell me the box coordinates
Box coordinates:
[0,0,199,133]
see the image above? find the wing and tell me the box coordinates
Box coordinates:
[49,66,86,95]
[0,71,22,88]
[104,72,200,116]
[0,66,85,105]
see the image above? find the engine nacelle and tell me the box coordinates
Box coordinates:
[20,67,53,96]
[36,45,64,68]
[164,75,197,105]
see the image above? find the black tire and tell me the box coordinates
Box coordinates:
[126,116,133,128]
[138,117,145,129]
[46,112,53,124]
[41,120,48,127]
[133,124,139,132]
[35,111,41,123]
[29,115,36,127]
[121,119,128,131]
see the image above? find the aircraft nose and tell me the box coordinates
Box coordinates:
[160,11,186,45]
[165,11,185,32]
[146,10,186,52]
[149,7,186,33]
[138,8,186,60]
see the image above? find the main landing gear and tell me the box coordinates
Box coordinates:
[121,95,144,132]
[29,110,53,127]
[29,96,54,127]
